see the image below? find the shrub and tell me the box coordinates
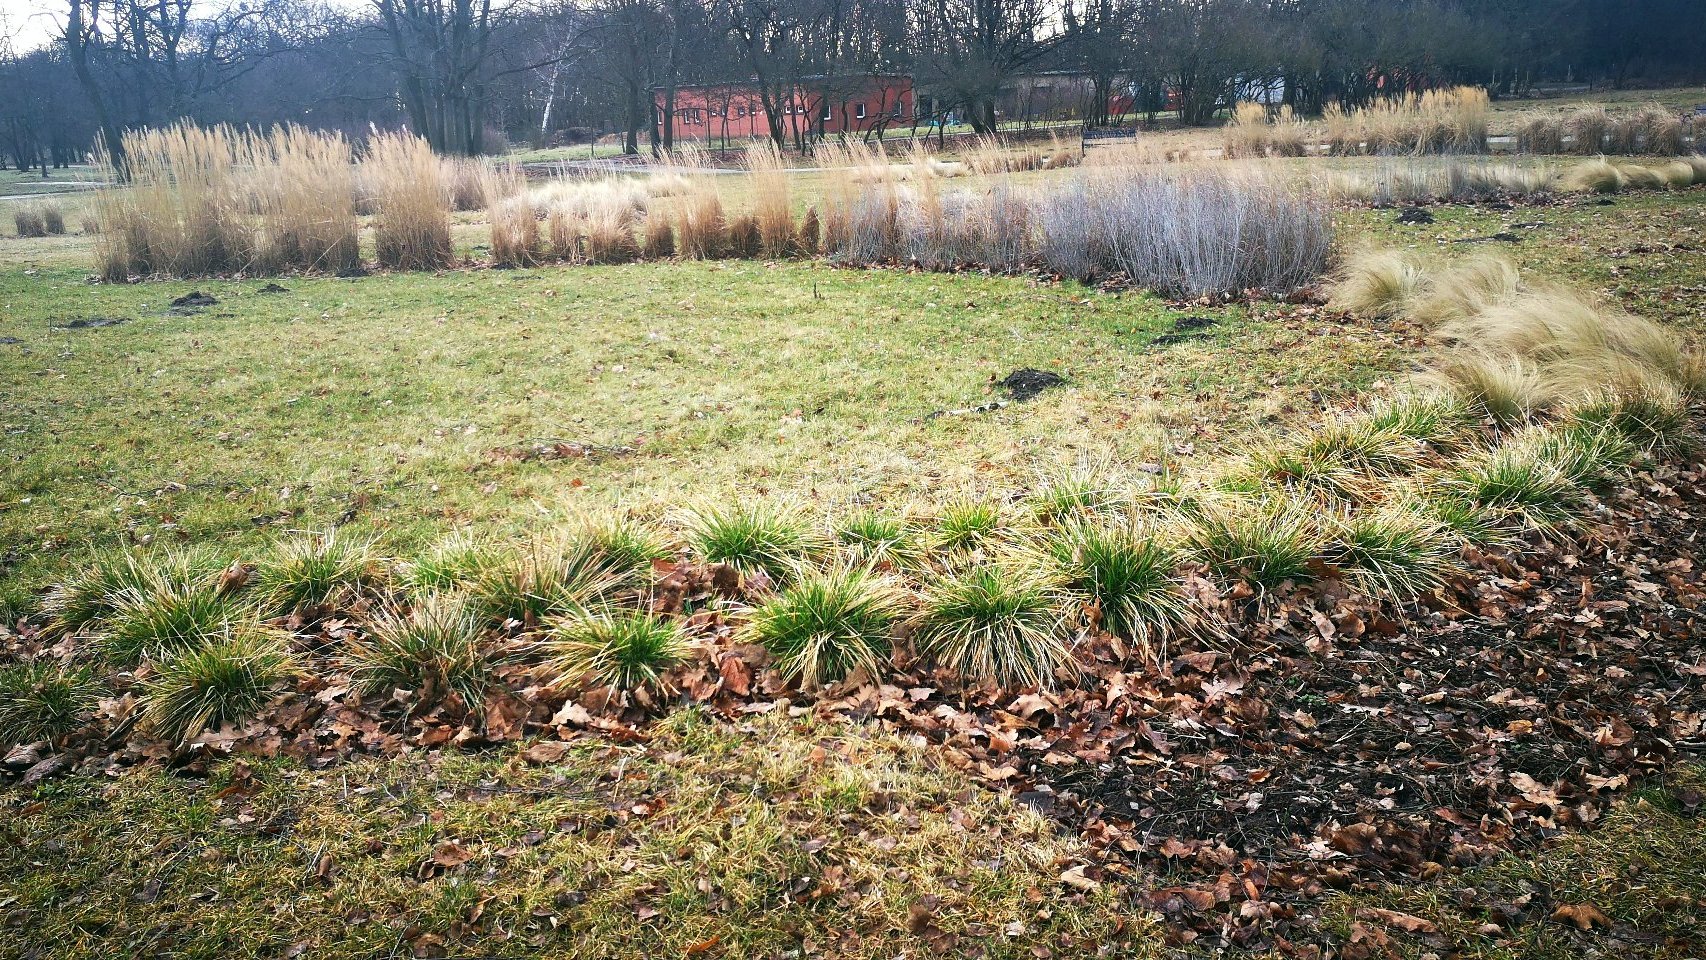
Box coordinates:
[1184,496,1323,591]
[744,565,904,687]
[0,662,102,745]
[1328,508,1453,600]
[547,610,688,694]
[344,594,491,708]
[1040,519,1186,652]
[104,583,249,666]
[469,538,628,627]
[934,499,1004,553]
[1329,249,1428,318]
[683,502,816,582]
[366,131,452,271]
[253,531,385,614]
[914,564,1071,689]
[141,630,295,741]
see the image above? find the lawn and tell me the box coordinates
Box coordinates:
[3,113,1706,960]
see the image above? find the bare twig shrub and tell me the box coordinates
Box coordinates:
[365,131,452,271]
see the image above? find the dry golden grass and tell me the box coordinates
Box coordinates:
[1329,249,1429,317]
[365,131,452,271]
[254,125,359,274]
[93,123,254,281]
[1410,254,1524,328]
[744,140,794,257]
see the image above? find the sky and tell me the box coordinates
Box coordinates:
[0,0,59,52]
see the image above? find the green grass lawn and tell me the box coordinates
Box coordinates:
[0,257,1406,592]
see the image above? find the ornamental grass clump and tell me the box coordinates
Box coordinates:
[141,630,295,741]
[744,565,905,687]
[0,662,102,746]
[344,594,492,709]
[548,610,689,694]
[366,130,452,270]
[104,582,251,666]
[252,531,386,615]
[1184,496,1324,592]
[913,563,1072,689]
[684,502,817,583]
[1039,518,1187,654]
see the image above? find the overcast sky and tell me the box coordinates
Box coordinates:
[0,0,59,52]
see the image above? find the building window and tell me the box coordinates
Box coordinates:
[855,103,866,120]
[822,104,833,121]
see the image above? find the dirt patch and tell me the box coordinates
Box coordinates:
[997,368,1067,400]
[1396,207,1436,225]
[51,317,127,330]
[168,291,219,313]
[256,282,289,294]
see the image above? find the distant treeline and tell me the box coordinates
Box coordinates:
[2,0,1703,167]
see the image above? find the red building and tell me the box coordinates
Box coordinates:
[655,74,913,144]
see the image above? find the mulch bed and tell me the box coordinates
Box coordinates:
[4,462,1703,953]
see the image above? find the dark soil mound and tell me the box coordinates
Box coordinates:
[998,368,1066,400]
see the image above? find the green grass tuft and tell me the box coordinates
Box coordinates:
[1328,507,1454,599]
[42,545,225,637]
[547,610,690,694]
[1025,460,1123,524]
[344,594,492,709]
[469,539,628,627]
[400,531,504,594]
[834,510,923,568]
[141,630,295,741]
[104,583,251,666]
[1361,391,1475,449]
[0,661,103,746]
[684,502,817,582]
[744,565,904,687]
[1448,443,1583,530]
[1184,496,1324,591]
[1566,387,1692,452]
[1039,519,1187,654]
[933,499,1004,553]
[914,563,1072,689]
[253,531,386,614]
